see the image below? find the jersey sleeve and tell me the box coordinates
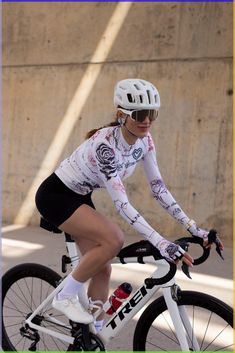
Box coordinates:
[94,142,163,247]
[141,134,191,228]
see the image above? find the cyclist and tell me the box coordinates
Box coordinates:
[35,78,223,328]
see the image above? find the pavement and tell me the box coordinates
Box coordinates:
[2,224,233,351]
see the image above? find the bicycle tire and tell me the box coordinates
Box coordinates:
[2,263,72,351]
[133,290,233,351]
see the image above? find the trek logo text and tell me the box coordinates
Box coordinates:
[106,285,149,330]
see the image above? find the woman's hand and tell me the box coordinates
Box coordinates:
[187,222,224,250]
[157,239,194,267]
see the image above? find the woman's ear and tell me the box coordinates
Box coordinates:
[116,110,127,126]
[116,110,123,119]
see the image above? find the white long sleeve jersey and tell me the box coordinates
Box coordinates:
[55,126,190,247]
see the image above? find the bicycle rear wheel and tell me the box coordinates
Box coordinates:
[133,290,233,351]
[2,263,72,351]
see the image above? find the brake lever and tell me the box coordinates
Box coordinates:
[215,240,224,260]
[181,262,192,279]
[207,229,224,260]
[180,242,192,279]
[174,240,192,279]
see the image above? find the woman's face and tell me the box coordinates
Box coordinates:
[125,115,152,138]
[118,109,157,144]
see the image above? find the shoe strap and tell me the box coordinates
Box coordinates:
[88,298,104,310]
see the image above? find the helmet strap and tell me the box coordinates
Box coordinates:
[123,123,139,139]
[118,113,139,139]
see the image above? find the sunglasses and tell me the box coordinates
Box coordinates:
[118,108,159,123]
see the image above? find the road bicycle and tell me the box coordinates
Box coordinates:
[2,219,234,351]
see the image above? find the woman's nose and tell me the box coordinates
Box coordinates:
[143,115,151,123]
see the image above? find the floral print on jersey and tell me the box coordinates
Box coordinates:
[150,179,169,208]
[95,143,117,181]
[149,178,188,226]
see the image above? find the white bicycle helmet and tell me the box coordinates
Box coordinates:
[114,78,160,110]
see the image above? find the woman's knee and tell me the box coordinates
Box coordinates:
[106,228,124,256]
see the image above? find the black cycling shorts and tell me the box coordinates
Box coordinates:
[35,173,95,227]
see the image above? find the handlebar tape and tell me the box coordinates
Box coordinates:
[145,262,177,288]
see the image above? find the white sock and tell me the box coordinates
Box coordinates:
[78,285,90,309]
[94,320,104,333]
[58,274,87,303]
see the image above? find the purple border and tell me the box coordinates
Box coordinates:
[0,0,2,347]
[1,0,234,3]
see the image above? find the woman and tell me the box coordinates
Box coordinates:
[35,78,221,329]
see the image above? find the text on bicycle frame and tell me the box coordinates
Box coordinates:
[105,285,149,330]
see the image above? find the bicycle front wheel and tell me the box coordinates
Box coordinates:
[2,263,72,351]
[133,290,233,351]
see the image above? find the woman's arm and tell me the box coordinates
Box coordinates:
[94,142,188,262]
[141,135,208,240]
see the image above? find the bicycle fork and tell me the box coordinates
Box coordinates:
[163,285,200,351]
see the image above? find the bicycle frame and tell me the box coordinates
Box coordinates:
[25,240,198,351]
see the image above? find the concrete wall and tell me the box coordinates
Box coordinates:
[3,2,233,240]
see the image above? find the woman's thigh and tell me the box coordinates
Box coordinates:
[76,237,112,277]
[59,204,124,247]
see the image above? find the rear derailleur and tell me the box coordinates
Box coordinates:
[20,324,40,351]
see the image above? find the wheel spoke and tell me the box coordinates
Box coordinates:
[40,332,53,351]
[3,303,28,316]
[4,321,23,328]
[7,284,31,310]
[214,343,234,351]
[146,339,168,351]
[200,309,213,350]
[203,323,232,351]
[2,265,71,351]
[14,333,25,348]
[151,321,179,344]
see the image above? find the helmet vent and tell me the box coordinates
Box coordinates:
[139,95,143,103]
[146,90,151,104]
[134,84,140,90]
[127,93,134,103]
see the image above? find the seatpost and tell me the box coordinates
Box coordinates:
[64,233,80,269]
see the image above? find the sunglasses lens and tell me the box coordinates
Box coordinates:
[132,110,158,122]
